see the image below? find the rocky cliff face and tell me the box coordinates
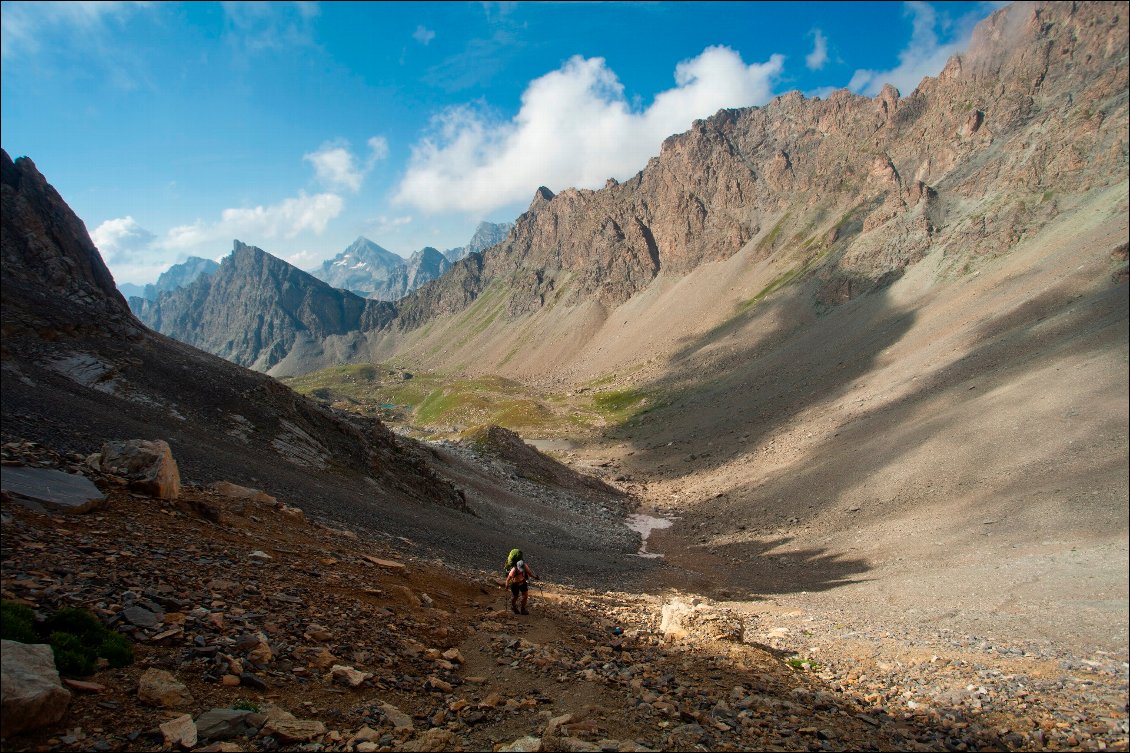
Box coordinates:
[388,1,1127,324]
[0,148,465,513]
[1,152,138,341]
[48,2,1128,382]
[134,241,396,372]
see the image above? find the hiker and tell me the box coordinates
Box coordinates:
[506,558,538,615]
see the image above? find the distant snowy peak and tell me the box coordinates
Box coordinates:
[312,236,405,296]
[310,225,508,301]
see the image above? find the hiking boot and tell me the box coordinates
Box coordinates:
[520,608,529,615]
[511,605,520,614]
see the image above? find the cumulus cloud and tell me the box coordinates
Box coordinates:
[413,25,435,45]
[806,29,829,71]
[305,144,364,193]
[91,216,157,262]
[304,138,389,192]
[395,46,784,215]
[848,1,975,96]
[164,192,344,250]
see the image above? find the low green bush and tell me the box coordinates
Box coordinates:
[48,631,96,677]
[0,599,134,676]
[1,599,38,644]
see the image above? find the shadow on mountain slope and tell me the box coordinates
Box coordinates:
[606,239,1127,598]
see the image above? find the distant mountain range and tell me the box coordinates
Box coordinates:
[0,147,465,513]
[119,256,219,302]
[120,222,513,309]
[309,221,513,300]
[132,240,396,372]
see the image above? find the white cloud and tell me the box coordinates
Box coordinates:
[305,143,364,192]
[1,1,144,59]
[848,1,975,96]
[164,192,344,251]
[413,25,436,45]
[367,135,389,163]
[221,1,318,53]
[304,137,389,192]
[377,215,413,233]
[284,249,319,268]
[395,46,784,215]
[91,216,157,262]
[806,29,828,71]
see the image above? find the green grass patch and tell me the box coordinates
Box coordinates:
[492,399,555,428]
[592,388,649,425]
[786,656,823,671]
[755,212,791,256]
[286,361,633,436]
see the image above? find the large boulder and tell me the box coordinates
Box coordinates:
[0,640,72,735]
[195,708,258,741]
[97,439,180,499]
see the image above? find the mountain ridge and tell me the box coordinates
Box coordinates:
[83,2,1129,385]
[360,0,1126,378]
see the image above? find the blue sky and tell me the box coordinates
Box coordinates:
[1,1,1002,284]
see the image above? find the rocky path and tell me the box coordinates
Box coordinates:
[1,439,1127,752]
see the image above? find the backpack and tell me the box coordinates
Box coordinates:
[505,548,522,573]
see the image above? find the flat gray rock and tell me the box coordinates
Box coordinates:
[0,466,106,514]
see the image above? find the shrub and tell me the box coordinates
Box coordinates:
[48,631,96,677]
[0,600,133,677]
[98,633,134,668]
[1,600,38,644]
[43,607,105,642]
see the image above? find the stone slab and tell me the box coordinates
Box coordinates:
[0,466,106,514]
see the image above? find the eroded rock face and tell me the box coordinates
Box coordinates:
[0,640,72,736]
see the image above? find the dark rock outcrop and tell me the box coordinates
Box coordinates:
[1,153,138,340]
